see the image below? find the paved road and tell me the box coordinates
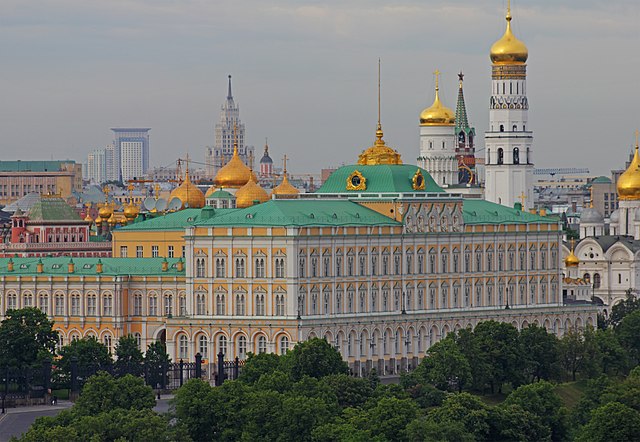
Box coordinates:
[0,396,174,442]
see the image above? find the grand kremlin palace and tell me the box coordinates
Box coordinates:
[0,130,597,377]
[0,6,598,376]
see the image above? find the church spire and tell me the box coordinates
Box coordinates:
[455,71,469,133]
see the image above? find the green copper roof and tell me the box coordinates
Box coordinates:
[194,199,401,227]
[592,176,612,184]
[462,199,557,225]
[317,164,444,194]
[207,189,234,199]
[0,160,76,172]
[117,208,237,231]
[0,257,185,276]
[27,197,82,222]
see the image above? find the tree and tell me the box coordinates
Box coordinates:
[321,374,373,409]
[74,372,155,415]
[520,324,560,382]
[502,381,568,441]
[426,393,491,441]
[608,290,640,328]
[489,404,551,442]
[558,328,589,381]
[0,307,57,369]
[283,338,348,381]
[238,352,282,384]
[417,336,471,392]
[358,397,419,442]
[56,337,112,388]
[471,321,523,393]
[576,402,640,442]
[594,328,628,375]
[406,417,475,442]
[114,334,144,377]
[171,378,216,442]
[616,310,640,364]
[144,341,171,389]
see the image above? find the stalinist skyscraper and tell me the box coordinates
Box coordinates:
[484,2,534,209]
[205,76,254,178]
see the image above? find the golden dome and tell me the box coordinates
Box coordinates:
[123,201,140,220]
[358,125,403,166]
[419,77,455,126]
[617,144,640,200]
[235,175,269,208]
[169,171,205,209]
[214,145,254,189]
[272,174,299,197]
[107,213,117,225]
[98,202,113,220]
[565,241,579,268]
[84,211,93,223]
[490,8,528,65]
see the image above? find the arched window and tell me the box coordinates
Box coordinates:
[497,148,504,165]
[104,334,113,354]
[196,293,206,315]
[218,335,227,356]
[237,335,247,359]
[512,124,517,132]
[178,335,188,360]
[594,273,601,288]
[526,147,530,164]
[513,147,520,164]
[216,294,226,315]
[257,335,267,354]
[235,258,245,278]
[280,336,289,355]
[198,335,208,358]
[275,295,285,316]
[235,294,245,315]
[255,294,265,316]
[499,124,504,132]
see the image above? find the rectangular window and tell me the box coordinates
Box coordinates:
[136,246,143,258]
[55,295,64,315]
[182,246,186,258]
[168,245,174,258]
[152,245,159,258]
[120,246,128,257]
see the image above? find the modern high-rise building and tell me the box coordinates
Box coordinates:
[484,5,534,209]
[86,148,107,184]
[205,76,254,178]
[111,128,151,182]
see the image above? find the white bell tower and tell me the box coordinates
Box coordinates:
[484,3,534,209]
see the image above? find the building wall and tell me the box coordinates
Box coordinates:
[0,163,82,205]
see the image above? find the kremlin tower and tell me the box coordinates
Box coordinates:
[484,1,534,209]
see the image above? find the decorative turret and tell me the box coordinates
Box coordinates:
[169,159,205,209]
[272,155,300,198]
[454,72,477,185]
[260,139,274,178]
[212,124,256,189]
[490,1,528,65]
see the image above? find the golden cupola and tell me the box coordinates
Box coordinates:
[170,169,205,209]
[419,71,455,126]
[565,240,579,268]
[235,173,269,208]
[213,143,255,189]
[490,3,528,65]
[617,137,640,201]
[123,201,140,221]
[271,155,300,197]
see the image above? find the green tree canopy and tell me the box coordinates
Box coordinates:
[144,340,171,389]
[417,336,471,392]
[283,338,349,381]
[0,307,57,369]
[114,334,144,377]
[577,402,640,442]
[520,324,560,382]
[74,372,155,415]
[57,336,112,376]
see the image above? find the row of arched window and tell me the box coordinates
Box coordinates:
[175,333,290,360]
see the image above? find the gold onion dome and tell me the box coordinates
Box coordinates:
[98,202,113,220]
[123,201,140,220]
[617,142,640,201]
[420,73,455,126]
[235,175,269,208]
[84,211,93,223]
[358,125,403,166]
[272,174,299,197]
[170,170,205,209]
[490,7,528,65]
[213,145,256,189]
[565,242,579,268]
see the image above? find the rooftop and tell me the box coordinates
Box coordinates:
[0,257,185,276]
[0,160,76,172]
[462,199,558,225]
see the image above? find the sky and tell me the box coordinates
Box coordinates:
[1,0,639,176]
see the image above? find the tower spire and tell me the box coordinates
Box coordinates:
[377,58,382,131]
[455,71,469,132]
[227,75,233,100]
[507,0,511,20]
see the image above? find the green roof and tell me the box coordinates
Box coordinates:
[117,208,237,232]
[194,199,401,227]
[0,160,76,172]
[462,199,558,225]
[592,176,612,184]
[0,257,185,276]
[27,197,82,222]
[207,189,234,199]
[317,164,444,194]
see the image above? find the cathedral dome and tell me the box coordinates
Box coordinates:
[419,84,455,126]
[123,202,140,220]
[235,175,269,208]
[214,145,255,188]
[617,146,640,201]
[565,247,579,267]
[490,10,528,65]
[169,171,205,209]
[271,174,299,197]
[358,125,403,166]
[99,203,113,220]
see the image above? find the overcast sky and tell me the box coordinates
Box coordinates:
[2,0,639,176]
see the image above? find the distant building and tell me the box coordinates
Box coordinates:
[111,128,151,182]
[205,76,254,178]
[86,148,107,184]
[0,160,83,206]
[0,195,110,258]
